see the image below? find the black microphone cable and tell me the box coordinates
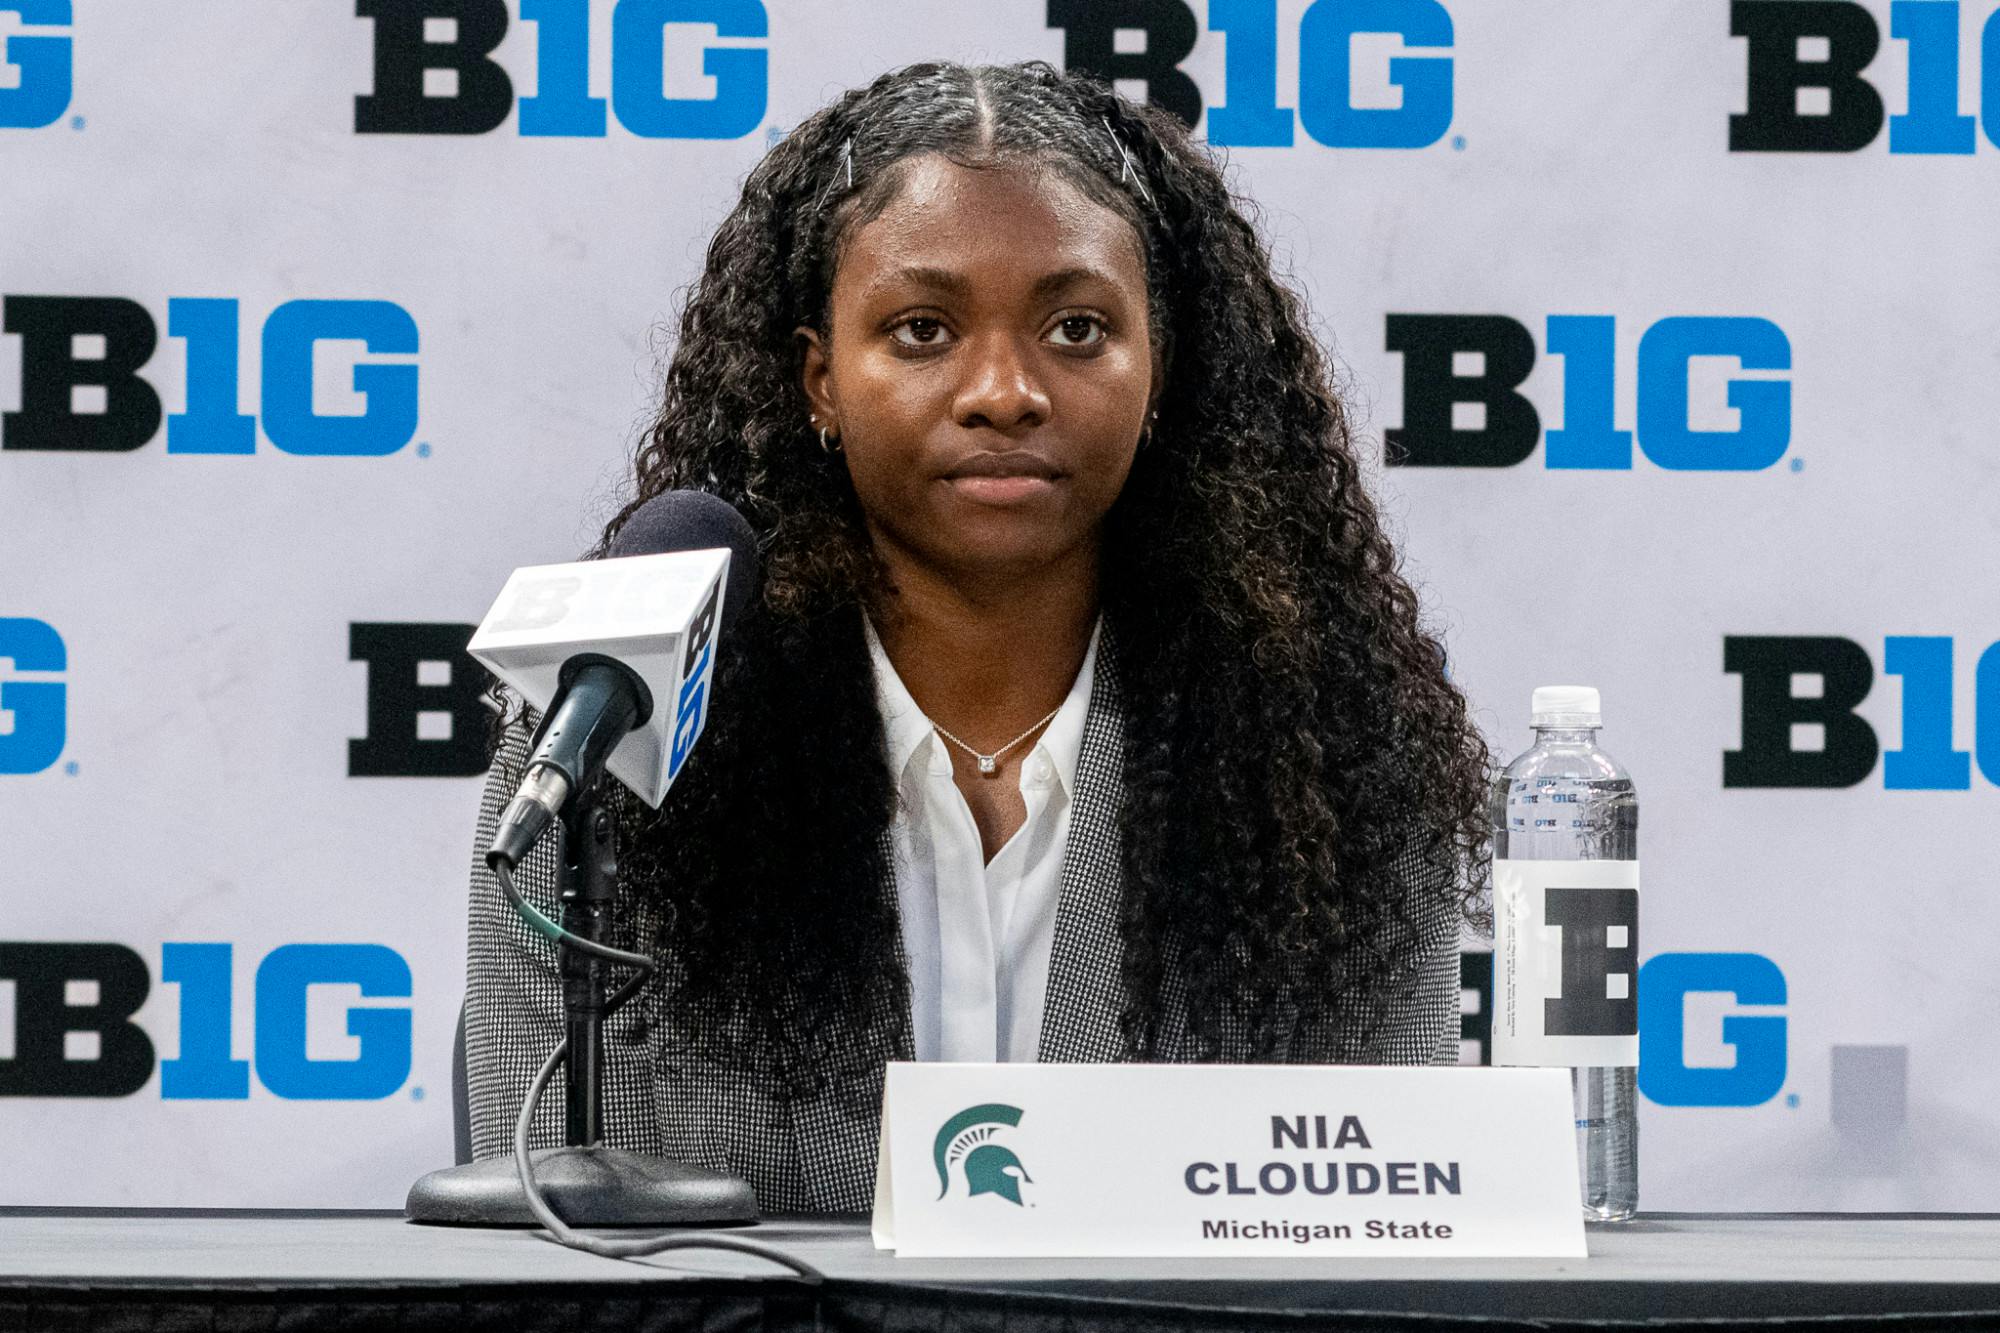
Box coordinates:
[490,858,825,1282]
[490,851,657,975]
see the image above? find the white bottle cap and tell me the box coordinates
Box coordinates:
[1531,685,1601,727]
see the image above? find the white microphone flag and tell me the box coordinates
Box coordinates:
[468,550,731,808]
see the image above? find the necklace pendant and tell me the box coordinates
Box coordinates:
[976,754,998,775]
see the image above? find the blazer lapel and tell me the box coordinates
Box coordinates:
[1036,638,1133,1063]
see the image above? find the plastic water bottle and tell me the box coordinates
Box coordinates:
[1489,686,1639,1222]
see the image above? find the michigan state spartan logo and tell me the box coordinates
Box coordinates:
[933,1103,1031,1206]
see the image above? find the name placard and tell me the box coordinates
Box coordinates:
[872,1063,1585,1258]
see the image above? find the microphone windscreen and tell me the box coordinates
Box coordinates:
[608,490,760,630]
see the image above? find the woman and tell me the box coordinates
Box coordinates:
[465,60,1490,1214]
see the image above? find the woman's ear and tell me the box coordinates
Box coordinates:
[796,325,835,431]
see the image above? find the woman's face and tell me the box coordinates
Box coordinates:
[798,153,1157,584]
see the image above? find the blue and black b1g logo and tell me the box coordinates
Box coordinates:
[1732,0,2000,154]
[0,1,71,130]
[1461,950,1789,1107]
[354,0,769,138]
[1385,314,1793,470]
[2,296,420,455]
[1727,635,2000,789]
[1049,0,1454,148]
[0,941,414,1100]
[0,617,64,775]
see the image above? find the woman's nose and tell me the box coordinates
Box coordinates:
[952,331,1052,434]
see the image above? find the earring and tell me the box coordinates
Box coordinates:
[819,425,841,455]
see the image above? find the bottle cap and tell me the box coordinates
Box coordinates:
[1531,685,1601,727]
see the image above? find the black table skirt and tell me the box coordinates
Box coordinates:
[4,1210,1997,1331]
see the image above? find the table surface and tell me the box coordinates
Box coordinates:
[3,1212,1998,1321]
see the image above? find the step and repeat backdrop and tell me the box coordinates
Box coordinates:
[4,0,1997,1209]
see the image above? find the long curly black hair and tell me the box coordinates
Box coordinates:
[515,60,1489,1079]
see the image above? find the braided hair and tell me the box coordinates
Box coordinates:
[526,60,1489,1077]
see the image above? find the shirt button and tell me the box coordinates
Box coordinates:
[1032,757,1053,783]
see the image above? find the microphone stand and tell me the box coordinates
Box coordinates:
[407,780,758,1227]
[561,792,619,1154]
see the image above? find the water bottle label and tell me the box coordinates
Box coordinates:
[1506,776,1592,836]
[1491,859,1640,1068]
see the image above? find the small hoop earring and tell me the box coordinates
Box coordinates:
[819,426,841,455]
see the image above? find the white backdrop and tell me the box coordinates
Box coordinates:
[4,0,1996,1209]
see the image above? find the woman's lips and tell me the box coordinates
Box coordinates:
[941,450,1063,505]
[946,474,1060,504]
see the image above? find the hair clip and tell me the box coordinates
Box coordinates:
[817,138,856,211]
[1100,117,1154,207]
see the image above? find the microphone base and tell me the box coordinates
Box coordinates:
[405,1147,759,1228]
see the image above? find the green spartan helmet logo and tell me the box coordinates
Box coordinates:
[933,1103,1031,1205]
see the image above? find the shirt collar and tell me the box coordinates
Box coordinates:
[865,615,1102,795]
[1033,620,1099,796]
[866,616,941,782]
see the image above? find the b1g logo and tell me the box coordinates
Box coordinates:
[349,622,492,779]
[1,296,420,455]
[0,1,71,130]
[0,617,65,775]
[1386,314,1792,470]
[1049,0,1454,148]
[1543,886,1637,1038]
[668,576,721,778]
[1732,0,2000,154]
[1726,635,2000,788]
[355,0,768,139]
[1637,953,1788,1107]
[0,942,413,1100]
[1462,950,1788,1105]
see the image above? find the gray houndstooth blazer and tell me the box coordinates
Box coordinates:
[463,640,1462,1214]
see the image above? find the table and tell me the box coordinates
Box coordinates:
[4,1210,1997,1330]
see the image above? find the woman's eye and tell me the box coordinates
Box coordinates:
[890,317,950,348]
[1049,315,1106,348]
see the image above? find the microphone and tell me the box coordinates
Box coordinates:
[469,491,759,868]
[408,492,767,1234]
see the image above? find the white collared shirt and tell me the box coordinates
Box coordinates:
[866,618,1100,1064]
